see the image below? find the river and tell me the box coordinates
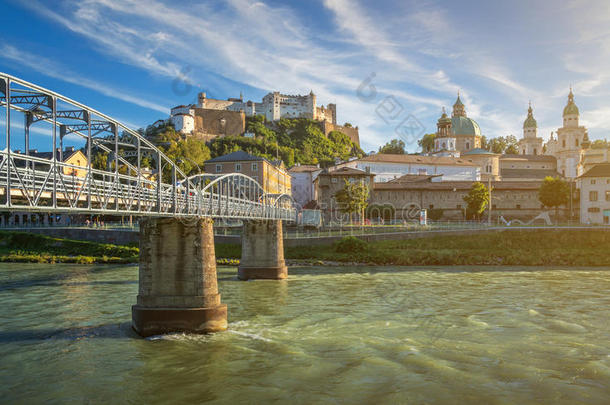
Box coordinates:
[1,263,609,404]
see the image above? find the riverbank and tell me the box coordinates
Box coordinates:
[1,228,608,267]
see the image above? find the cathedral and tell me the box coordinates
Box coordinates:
[433,93,483,155]
[543,88,590,178]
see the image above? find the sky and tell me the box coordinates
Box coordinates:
[1,0,610,152]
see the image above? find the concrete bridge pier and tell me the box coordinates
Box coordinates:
[132,217,227,337]
[238,219,287,280]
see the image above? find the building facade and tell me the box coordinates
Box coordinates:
[578,164,610,224]
[313,167,375,221]
[519,103,544,155]
[288,164,322,208]
[204,150,291,195]
[336,153,480,183]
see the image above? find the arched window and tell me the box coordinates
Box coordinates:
[466,142,470,149]
[522,149,526,155]
[442,142,446,149]
[533,149,537,155]
[575,138,579,147]
[562,139,566,148]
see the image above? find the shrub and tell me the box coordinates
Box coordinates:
[334,236,367,253]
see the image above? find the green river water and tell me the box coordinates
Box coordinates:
[1,264,609,404]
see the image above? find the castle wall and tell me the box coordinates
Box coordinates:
[192,108,245,137]
[321,121,360,146]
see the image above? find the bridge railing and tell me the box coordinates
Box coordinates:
[0,73,296,221]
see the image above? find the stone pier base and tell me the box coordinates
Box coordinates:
[238,220,287,280]
[132,217,227,337]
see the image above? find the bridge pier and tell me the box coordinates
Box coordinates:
[132,217,227,337]
[238,219,287,280]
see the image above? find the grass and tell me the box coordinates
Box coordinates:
[284,229,610,266]
[0,231,139,264]
[1,228,608,267]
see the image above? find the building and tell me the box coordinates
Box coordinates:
[462,149,501,181]
[288,164,322,208]
[544,89,588,178]
[170,90,361,146]
[430,93,483,154]
[499,154,558,181]
[313,167,375,221]
[204,150,291,195]
[518,103,544,155]
[370,179,547,221]
[578,163,610,224]
[169,104,246,140]
[335,153,480,183]
[14,147,88,178]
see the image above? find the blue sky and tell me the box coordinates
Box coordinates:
[1,0,609,152]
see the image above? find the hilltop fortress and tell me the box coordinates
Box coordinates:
[169,91,360,146]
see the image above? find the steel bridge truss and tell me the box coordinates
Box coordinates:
[0,73,295,221]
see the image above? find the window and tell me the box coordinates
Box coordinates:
[235,163,241,172]
[331,178,337,183]
[215,164,222,173]
[590,191,598,202]
[575,138,579,147]
[251,163,258,171]
[606,191,610,202]
[605,216,609,225]
[562,139,566,148]
[516,204,521,209]
[429,204,434,209]
[533,149,537,155]
[466,142,470,149]
[492,204,497,210]
[456,204,462,209]
[591,179,596,184]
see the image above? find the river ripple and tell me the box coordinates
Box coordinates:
[1,264,609,404]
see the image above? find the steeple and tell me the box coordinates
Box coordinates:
[452,90,466,117]
[563,87,579,127]
[523,101,537,130]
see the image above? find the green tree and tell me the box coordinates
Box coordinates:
[487,135,519,154]
[463,182,490,220]
[378,138,407,154]
[591,139,609,149]
[538,176,570,221]
[334,179,370,224]
[418,133,436,153]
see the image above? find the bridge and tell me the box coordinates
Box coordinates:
[0,72,297,336]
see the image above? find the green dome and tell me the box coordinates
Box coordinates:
[523,105,537,129]
[563,103,579,116]
[563,89,579,116]
[451,116,481,136]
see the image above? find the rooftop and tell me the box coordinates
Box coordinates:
[289,164,321,173]
[322,167,371,176]
[206,150,264,163]
[579,163,610,178]
[374,180,542,191]
[357,153,477,166]
[387,174,442,183]
[500,154,556,162]
[462,148,496,156]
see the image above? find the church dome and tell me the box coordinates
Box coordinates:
[563,89,579,116]
[523,104,537,129]
[451,116,481,136]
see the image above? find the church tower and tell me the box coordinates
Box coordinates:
[452,92,466,118]
[554,88,586,178]
[519,102,543,155]
[432,107,458,156]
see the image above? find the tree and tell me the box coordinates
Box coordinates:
[480,135,489,151]
[418,133,436,153]
[487,135,519,154]
[538,176,570,221]
[591,139,609,149]
[334,179,370,224]
[463,182,490,220]
[378,138,407,154]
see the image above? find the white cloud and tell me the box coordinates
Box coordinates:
[0,43,169,115]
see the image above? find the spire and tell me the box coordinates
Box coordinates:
[523,102,537,129]
[452,90,466,117]
[563,87,579,117]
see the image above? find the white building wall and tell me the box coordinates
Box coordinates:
[341,161,480,182]
[290,170,322,207]
[579,176,610,224]
[171,114,195,134]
